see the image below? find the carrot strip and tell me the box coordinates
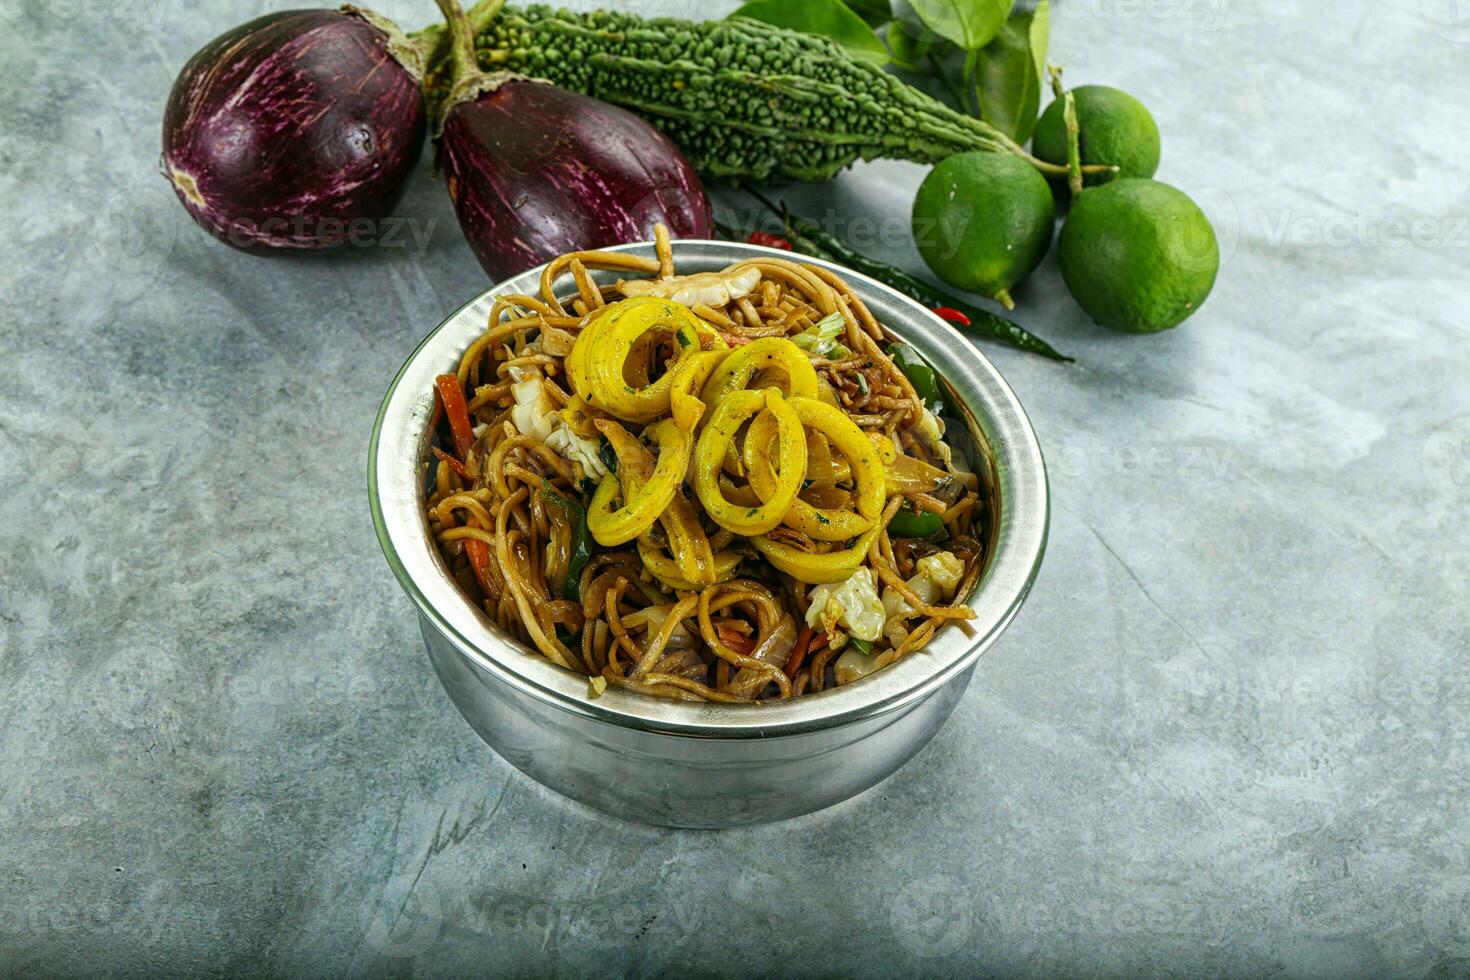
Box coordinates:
[716,623,757,656]
[436,374,476,459]
[465,530,495,597]
[431,446,469,479]
[786,626,812,678]
[785,628,828,678]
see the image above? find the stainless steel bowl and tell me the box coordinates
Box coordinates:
[369,240,1048,828]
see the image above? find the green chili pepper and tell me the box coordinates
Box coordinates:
[886,343,945,414]
[598,439,618,475]
[886,342,966,421]
[738,194,1073,363]
[540,481,593,601]
[886,503,947,541]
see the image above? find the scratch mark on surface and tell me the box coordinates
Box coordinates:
[383,809,447,939]
[1086,521,1220,669]
[1085,521,1273,764]
[1182,396,1226,413]
[482,778,512,827]
[383,794,496,937]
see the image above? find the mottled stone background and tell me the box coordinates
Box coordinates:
[2,0,1468,975]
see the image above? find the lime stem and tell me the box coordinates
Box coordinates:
[1048,65,1085,197]
[1062,91,1084,197]
[1024,152,1113,179]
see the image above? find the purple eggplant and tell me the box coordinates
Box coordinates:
[161,8,427,251]
[431,0,713,280]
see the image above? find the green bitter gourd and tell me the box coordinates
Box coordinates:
[463,5,1055,183]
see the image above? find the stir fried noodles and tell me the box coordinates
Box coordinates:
[426,227,987,703]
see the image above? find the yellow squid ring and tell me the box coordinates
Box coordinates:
[748,397,889,585]
[699,337,819,407]
[693,389,807,536]
[637,537,743,592]
[667,348,729,432]
[656,491,721,589]
[597,416,722,587]
[586,420,692,545]
[569,297,723,424]
[751,524,886,585]
[745,412,873,542]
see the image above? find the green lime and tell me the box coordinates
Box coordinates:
[911,151,1055,309]
[1058,178,1219,333]
[1034,85,1161,188]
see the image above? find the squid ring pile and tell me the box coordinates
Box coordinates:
[426,227,988,703]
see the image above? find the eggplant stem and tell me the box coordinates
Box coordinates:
[436,0,478,85]
[431,0,523,132]
[466,0,507,34]
[343,5,429,82]
[408,0,504,68]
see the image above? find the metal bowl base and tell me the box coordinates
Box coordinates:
[422,615,974,828]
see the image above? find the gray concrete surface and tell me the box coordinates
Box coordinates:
[2,0,1468,975]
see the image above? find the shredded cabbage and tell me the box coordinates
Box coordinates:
[834,647,882,686]
[617,266,761,308]
[510,375,608,481]
[881,550,965,645]
[548,428,608,483]
[917,552,964,594]
[913,407,957,470]
[620,604,698,650]
[790,311,851,360]
[805,567,884,641]
[915,407,945,447]
[511,379,554,440]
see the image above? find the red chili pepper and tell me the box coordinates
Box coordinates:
[747,231,793,251]
[435,374,477,459]
[930,306,971,327]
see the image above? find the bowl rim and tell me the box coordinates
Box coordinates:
[369,239,1048,738]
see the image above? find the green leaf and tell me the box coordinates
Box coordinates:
[732,0,891,64]
[843,0,893,28]
[975,0,1050,142]
[885,21,935,67]
[905,0,1013,51]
